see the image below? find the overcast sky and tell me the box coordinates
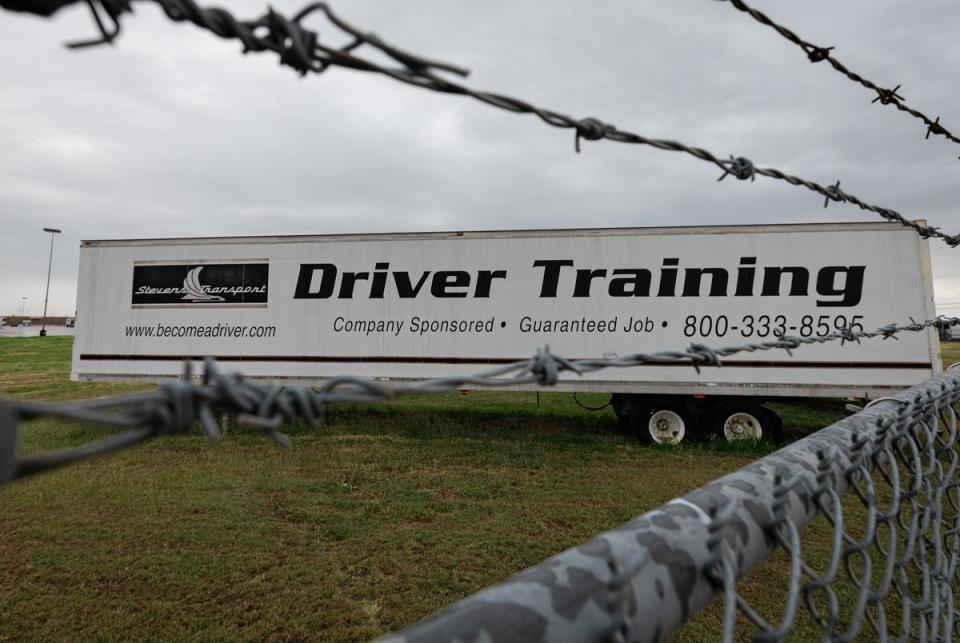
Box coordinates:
[1,0,958,317]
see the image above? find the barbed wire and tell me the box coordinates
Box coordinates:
[2,0,959,247]
[4,2,959,639]
[717,0,960,154]
[2,315,957,486]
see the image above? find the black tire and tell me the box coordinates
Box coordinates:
[631,402,692,445]
[711,401,783,443]
[610,394,631,429]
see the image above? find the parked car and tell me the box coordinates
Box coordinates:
[65,317,76,328]
[19,318,32,327]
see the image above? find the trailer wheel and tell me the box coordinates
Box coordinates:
[713,402,782,443]
[633,404,689,444]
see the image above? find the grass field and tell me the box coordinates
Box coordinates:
[0,338,954,641]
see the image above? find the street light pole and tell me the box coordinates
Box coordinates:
[40,227,61,337]
[20,297,26,317]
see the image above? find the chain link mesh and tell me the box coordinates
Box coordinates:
[381,364,960,642]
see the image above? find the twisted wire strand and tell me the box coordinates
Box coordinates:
[1,315,957,485]
[718,0,960,151]
[2,0,958,246]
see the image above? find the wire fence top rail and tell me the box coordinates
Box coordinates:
[2,0,959,247]
[380,363,960,642]
[718,0,960,153]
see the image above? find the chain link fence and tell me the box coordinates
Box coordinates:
[381,364,960,642]
[2,319,959,640]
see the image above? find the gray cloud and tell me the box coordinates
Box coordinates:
[1,0,958,316]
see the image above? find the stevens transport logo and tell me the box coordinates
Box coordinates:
[181,267,225,302]
[131,262,269,307]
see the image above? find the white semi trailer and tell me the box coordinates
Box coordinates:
[72,221,940,443]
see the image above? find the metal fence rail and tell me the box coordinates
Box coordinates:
[380,365,960,642]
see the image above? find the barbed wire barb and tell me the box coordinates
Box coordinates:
[65,0,126,48]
